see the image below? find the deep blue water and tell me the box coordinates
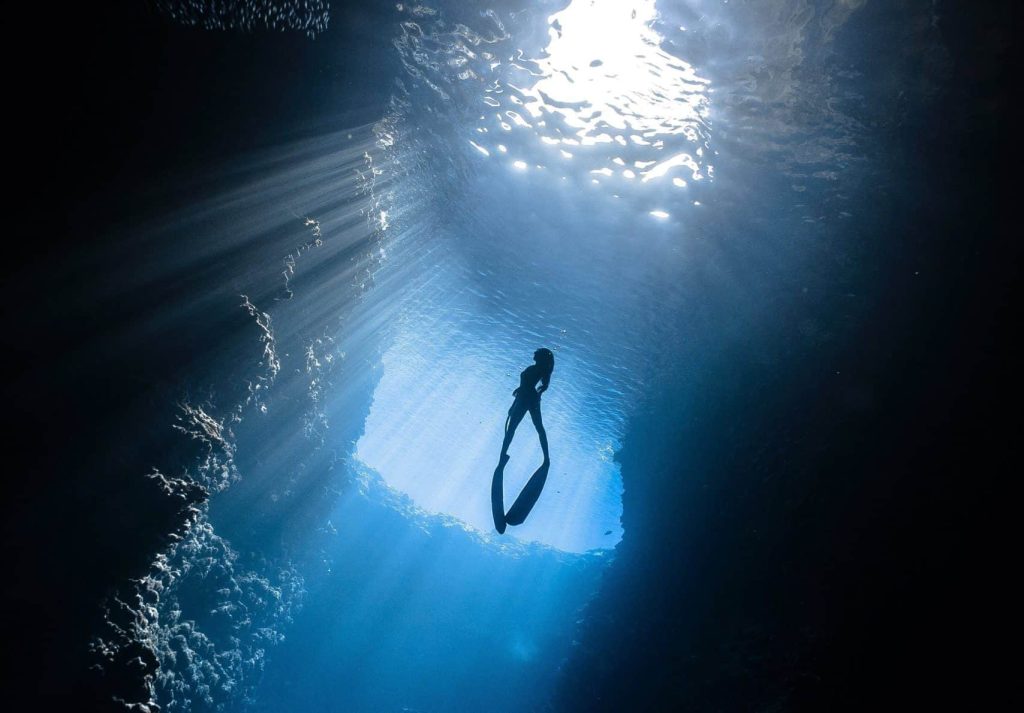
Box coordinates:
[5,1,1013,711]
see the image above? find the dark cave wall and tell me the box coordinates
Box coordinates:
[556,3,1014,709]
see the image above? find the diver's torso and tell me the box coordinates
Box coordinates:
[514,365,542,401]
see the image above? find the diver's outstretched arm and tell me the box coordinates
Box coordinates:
[538,372,550,395]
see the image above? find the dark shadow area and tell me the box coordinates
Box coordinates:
[3,1,392,707]
[557,2,1014,710]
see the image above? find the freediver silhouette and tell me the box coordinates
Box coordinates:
[492,348,554,534]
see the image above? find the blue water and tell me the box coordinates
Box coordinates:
[86,1,960,710]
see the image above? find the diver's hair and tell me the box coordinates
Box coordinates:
[534,348,555,378]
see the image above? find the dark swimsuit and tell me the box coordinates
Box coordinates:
[510,364,544,415]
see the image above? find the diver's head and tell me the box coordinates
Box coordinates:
[534,348,554,368]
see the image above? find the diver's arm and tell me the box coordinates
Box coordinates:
[537,373,550,395]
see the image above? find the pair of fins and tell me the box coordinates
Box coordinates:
[492,456,549,534]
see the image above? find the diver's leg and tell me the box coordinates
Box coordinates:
[501,402,527,461]
[529,404,550,464]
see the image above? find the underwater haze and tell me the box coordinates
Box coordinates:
[5,0,1013,711]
